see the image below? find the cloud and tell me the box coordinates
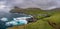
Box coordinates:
[0,0,60,12]
[0,0,13,12]
[9,0,60,10]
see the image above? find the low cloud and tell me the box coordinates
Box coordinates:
[0,0,60,12]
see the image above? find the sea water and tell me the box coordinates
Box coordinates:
[0,12,31,29]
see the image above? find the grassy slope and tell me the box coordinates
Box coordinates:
[25,20,54,29]
[8,8,60,29]
[43,14,60,29]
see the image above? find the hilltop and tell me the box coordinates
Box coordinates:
[7,7,60,29]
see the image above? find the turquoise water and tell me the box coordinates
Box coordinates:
[0,12,30,21]
[0,12,31,29]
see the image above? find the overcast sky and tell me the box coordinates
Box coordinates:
[0,0,60,12]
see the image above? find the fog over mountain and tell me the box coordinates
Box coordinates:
[0,0,60,12]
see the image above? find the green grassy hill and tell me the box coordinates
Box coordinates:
[8,8,60,29]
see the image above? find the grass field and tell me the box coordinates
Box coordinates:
[7,8,60,29]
